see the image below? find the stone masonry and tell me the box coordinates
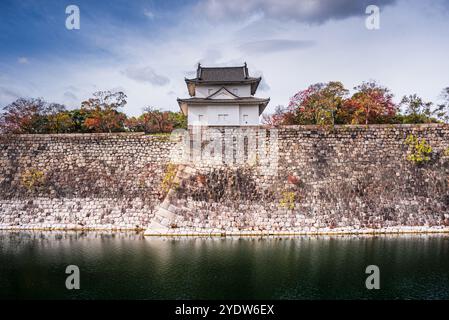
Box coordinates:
[0,125,448,235]
[0,133,176,230]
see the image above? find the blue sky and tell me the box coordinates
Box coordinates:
[1,0,448,115]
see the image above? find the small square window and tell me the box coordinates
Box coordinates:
[208,89,214,95]
[232,88,238,95]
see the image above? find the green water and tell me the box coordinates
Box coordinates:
[0,232,448,299]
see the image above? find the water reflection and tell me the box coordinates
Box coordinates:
[0,231,448,299]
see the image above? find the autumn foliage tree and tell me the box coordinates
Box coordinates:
[2,83,447,134]
[0,98,67,134]
[267,81,402,126]
[81,91,127,133]
[262,105,294,126]
[126,107,187,133]
[344,81,397,124]
[287,81,349,126]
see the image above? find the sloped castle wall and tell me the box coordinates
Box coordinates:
[148,124,449,235]
[1,124,449,234]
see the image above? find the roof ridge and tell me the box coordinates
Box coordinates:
[199,65,245,69]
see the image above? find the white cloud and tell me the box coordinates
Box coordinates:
[17,57,29,64]
[143,9,155,19]
[63,91,78,102]
[2,0,449,118]
[122,66,170,86]
[238,39,315,55]
[196,0,397,23]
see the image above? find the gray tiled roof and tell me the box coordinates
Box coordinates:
[199,66,246,81]
[186,64,261,83]
[185,64,262,96]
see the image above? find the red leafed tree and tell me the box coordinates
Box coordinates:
[0,98,66,133]
[345,81,397,124]
[287,81,348,125]
[142,107,173,133]
[262,105,296,126]
[125,107,178,133]
[81,91,127,133]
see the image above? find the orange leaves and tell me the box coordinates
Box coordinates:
[346,81,397,125]
[265,81,398,126]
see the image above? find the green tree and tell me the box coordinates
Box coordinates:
[434,87,449,123]
[399,94,436,124]
[168,111,187,129]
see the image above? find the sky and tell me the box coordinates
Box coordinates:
[0,0,448,116]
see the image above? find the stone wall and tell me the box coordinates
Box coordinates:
[146,124,449,235]
[0,133,177,230]
[1,125,449,235]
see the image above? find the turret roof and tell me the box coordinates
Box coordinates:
[185,63,262,95]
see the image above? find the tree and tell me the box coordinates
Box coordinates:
[167,111,187,130]
[81,91,127,111]
[434,87,449,123]
[0,98,45,133]
[262,105,295,126]
[345,81,397,124]
[67,109,89,132]
[125,108,186,133]
[81,91,127,133]
[142,107,172,133]
[399,94,435,124]
[46,111,75,133]
[125,116,145,132]
[0,98,68,134]
[288,81,349,125]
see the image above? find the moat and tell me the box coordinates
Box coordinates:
[1,232,449,299]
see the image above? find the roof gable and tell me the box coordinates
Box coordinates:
[207,87,239,100]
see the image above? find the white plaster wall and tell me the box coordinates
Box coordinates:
[188,104,260,126]
[207,105,240,126]
[196,84,251,98]
[239,105,260,125]
[188,105,208,125]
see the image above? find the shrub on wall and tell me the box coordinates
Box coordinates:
[279,191,296,210]
[444,147,449,157]
[405,134,433,164]
[160,163,178,195]
[21,169,45,191]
